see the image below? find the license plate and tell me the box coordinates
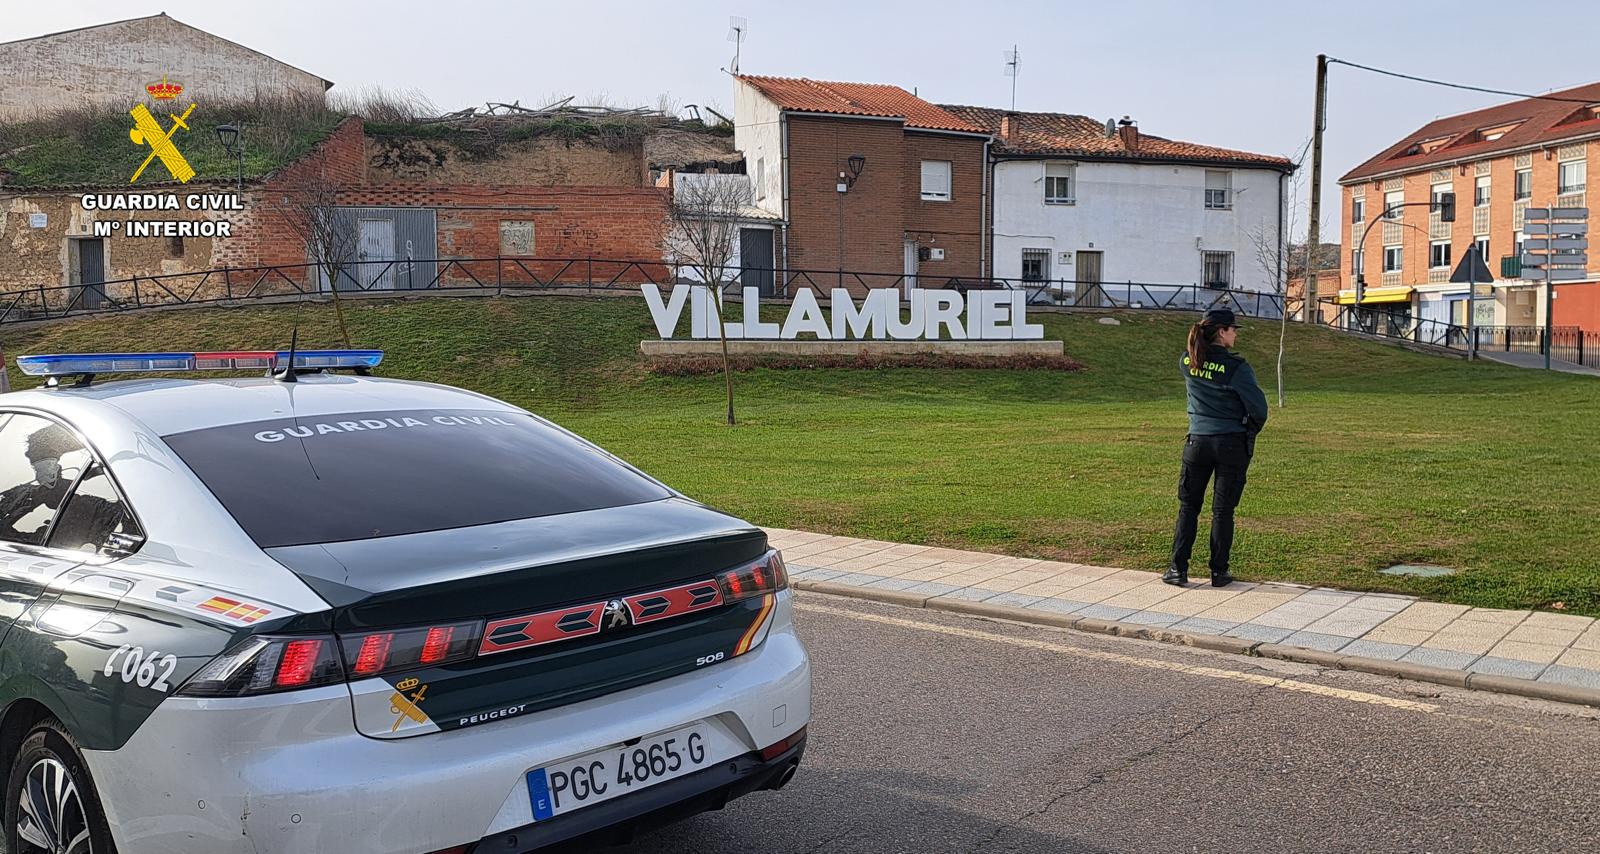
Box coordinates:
[527,722,723,820]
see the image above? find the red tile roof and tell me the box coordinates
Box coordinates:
[941,104,1293,169]
[1340,81,1600,183]
[737,76,987,134]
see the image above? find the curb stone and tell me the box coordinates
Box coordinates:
[791,578,1600,711]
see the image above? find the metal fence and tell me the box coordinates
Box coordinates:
[0,257,1296,326]
[1326,304,1597,367]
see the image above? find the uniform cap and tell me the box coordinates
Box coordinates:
[1203,308,1239,328]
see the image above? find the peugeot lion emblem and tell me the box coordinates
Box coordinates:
[603,599,630,630]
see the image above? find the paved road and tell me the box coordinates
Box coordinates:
[607,593,1600,853]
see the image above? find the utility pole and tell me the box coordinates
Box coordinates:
[1305,54,1327,323]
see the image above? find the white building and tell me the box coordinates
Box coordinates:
[942,106,1295,303]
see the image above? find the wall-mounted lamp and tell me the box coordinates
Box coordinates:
[837,154,867,192]
[215,122,245,194]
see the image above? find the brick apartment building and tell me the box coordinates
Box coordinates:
[733,75,990,294]
[1340,82,1600,333]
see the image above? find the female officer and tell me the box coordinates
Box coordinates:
[1166,308,1268,588]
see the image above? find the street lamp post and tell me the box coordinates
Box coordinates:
[214,123,244,195]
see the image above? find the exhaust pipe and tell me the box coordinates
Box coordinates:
[769,761,799,790]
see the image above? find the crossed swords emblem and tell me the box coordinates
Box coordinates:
[128,102,197,184]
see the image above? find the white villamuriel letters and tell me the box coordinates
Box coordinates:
[641,285,1046,341]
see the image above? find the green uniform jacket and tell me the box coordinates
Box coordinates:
[1180,345,1269,436]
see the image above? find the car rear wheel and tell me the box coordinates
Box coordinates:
[5,719,115,854]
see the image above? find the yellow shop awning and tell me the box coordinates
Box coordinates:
[1336,286,1413,305]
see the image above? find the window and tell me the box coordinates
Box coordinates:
[920,160,952,201]
[162,409,673,548]
[499,221,534,256]
[1474,176,1491,208]
[1021,249,1050,281]
[1384,189,1404,220]
[1474,237,1490,263]
[47,462,141,556]
[1351,198,1365,224]
[1044,162,1075,204]
[1558,159,1586,194]
[0,414,91,547]
[1432,182,1452,210]
[167,235,184,258]
[1430,240,1452,269]
[1515,168,1532,200]
[754,158,766,200]
[1202,251,1233,288]
[1514,230,1526,259]
[1351,249,1364,278]
[1383,246,1403,272]
[1204,171,1232,209]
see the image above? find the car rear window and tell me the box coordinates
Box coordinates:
[161,409,670,548]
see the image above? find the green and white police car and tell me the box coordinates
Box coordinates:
[0,349,810,854]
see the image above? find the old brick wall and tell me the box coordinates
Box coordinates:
[366,136,645,187]
[784,115,906,291]
[0,13,326,122]
[903,131,984,280]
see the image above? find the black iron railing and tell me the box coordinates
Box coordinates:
[0,258,1299,326]
[1326,302,1596,367]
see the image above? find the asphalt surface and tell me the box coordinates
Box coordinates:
[605,592,1600,853]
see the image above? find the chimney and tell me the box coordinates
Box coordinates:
[1000,111,1018,143]
[1117,116,1138,152]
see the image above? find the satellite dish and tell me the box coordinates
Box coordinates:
[1105,118,1117,137]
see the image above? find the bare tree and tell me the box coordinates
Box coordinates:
[1248,164,1310,409]
[273,165,355,347]
[664,173,754,425]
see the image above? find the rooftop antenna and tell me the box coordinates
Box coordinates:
[273,327,299,383]
[727,16,748,76]
[1003,45,1020,111]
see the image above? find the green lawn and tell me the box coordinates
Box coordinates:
[6,294,1598,615]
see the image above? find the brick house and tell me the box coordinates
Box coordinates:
[733,76,990,294]
[1339,82,1600,333]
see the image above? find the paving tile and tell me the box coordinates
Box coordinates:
[1399,647,1481,670]
[1423,624,1512,655]
[875,556,946,574]
[1123,611,1183,628]
[1377,602,1471,631]
[901,581,960,597]
[863,576,923,591]
[805,546,888,567]
[1360,626,1437,647]
[1468,656,1549,680]
[1075,604,1137,621]
[1555,647,1600,671]
[1486,640,1568,665]
[1026,598,1092,615]
[962,574,1035,594]
[1056,571,1152,604]
[1224,623,1294,644]
[984,592,1045,608]
[1280,631,1353,652]
[938,587,1005,603]
[1573,625,1600,652]
[1169,617,1240,636]
[1195,590,1299,623]
[891,564,963,582]
[1457,607,1529,626]
[1144,587,1242,617]
[1303,607,1395,638]
[1100,581,1186,611]
[1539,665,1600,690]
[1012,579,1092,598]
[1348,594,1415,613]
[829,555,901,574]
[878,544,934,559]
[1044,562,1119,582]
[1295,590,1365,607]
[1339,640,1415,661]
[1502,623,1582,648]
[797,568,847,582]
[1251,599,1344,631]
[1522,611,1595,631]
[915,547,1006,564]
[828,572,888,588]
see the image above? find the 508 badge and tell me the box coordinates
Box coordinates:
[695,651,725,667]
[103,645,178,692]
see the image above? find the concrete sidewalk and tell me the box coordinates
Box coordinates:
[767,527,1600,706]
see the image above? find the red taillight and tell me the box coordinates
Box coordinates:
[339,620,482,680]
[352,632,395,676]
[420,626,456,664]
[275,639,327,687]
[719,550,789,603]
[760,725,807,761]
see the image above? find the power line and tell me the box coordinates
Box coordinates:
[1326,58,1597,105]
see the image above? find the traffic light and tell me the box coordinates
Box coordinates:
[1436,192,1456,223]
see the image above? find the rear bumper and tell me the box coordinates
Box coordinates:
[473,737,805,852]
[81,592,809,854]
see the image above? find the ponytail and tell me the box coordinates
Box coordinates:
[1187,320,1221,371]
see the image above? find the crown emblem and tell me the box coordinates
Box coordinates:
[145,75,183,100]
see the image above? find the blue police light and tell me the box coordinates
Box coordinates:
[17,350,384,377]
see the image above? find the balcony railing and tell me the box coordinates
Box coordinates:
[1501,256,1521,279]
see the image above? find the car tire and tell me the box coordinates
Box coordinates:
[4,718,117,854]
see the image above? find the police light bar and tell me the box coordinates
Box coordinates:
[16,350,384,377]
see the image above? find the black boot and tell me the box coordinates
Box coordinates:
[1163,567,1188,586]
[1210,569,1236,588]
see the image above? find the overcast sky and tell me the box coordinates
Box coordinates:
[10,1,1597,240]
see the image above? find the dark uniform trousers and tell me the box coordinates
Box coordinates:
[1170,433,1252,576]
